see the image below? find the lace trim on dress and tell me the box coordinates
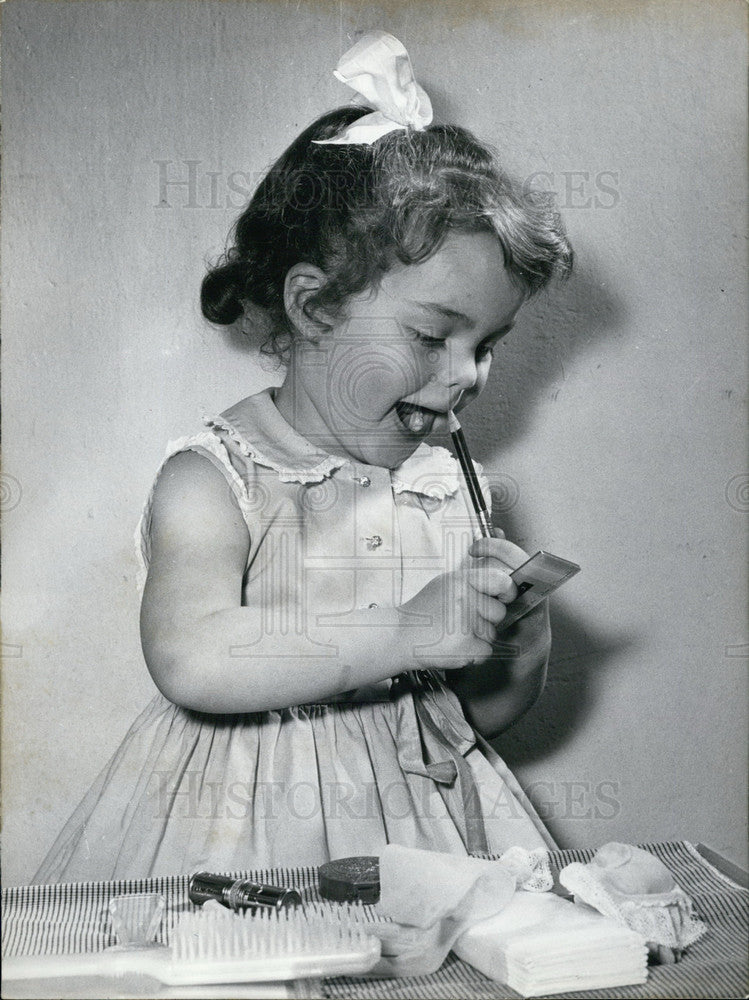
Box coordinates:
[205,410,469,502]
[390,445,461,500]
[203,413,348,484]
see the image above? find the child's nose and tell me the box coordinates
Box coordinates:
[445,349,479,392]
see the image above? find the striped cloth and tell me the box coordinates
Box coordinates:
[2,843,746,999]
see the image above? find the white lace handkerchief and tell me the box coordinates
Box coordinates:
[559,842,706,951]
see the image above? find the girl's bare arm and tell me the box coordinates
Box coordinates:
[445,600,551,739]
[140,452,435,713]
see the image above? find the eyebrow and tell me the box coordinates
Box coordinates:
[406,300,475,327]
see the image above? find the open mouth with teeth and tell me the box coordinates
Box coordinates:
[394,401,441,435]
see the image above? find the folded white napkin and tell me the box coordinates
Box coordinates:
[366,844,551,977]
[454,889,649,997]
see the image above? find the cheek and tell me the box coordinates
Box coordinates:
[326,342,423,416]
[380,350,425,407]
[379,344,428,395]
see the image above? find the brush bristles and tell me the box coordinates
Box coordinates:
[1,904,382,987]
[171,906,373,963]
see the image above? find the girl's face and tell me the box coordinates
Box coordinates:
[285,230,525,469]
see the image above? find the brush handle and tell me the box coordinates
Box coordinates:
[2,947,165,981]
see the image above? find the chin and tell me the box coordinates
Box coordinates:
[330,413,413,469]
[346,430,423,469]
[355,441,420,470]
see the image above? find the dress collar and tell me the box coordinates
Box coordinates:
[203,388,462,500]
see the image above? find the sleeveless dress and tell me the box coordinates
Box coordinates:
[34,389,554,883]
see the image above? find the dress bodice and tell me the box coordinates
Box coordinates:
[135,389,490,687]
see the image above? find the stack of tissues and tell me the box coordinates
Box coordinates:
[453,889,648,996]
[371,844,650,995]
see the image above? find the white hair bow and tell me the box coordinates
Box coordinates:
[313,30,433,146]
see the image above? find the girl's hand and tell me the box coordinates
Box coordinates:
[398,536,529,671]
[469,534,552,650]
[441,534,553,738]
[468,534,530,581]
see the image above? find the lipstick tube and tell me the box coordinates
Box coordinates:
[448,410,493,539]
[188,871,302,911]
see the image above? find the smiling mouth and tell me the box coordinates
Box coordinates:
[394,401,441,435]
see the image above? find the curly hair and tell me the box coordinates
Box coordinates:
[201,106,573,358]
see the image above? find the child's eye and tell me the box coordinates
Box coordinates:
[476,341,495,360]
[408,328,447,349]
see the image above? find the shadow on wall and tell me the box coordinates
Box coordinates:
[474,253,632,765]
[465,251,629,452]
[493,604,637,849]
[493,604,636,766]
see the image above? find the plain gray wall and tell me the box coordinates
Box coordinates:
[2,0,747,885]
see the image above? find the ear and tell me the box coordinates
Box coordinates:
[283,264,334,343]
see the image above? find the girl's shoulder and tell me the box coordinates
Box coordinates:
[204,389,349,486]
[134,426,257,594]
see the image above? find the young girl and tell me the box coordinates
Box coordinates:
[35,32,572,883]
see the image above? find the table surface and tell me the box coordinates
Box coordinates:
[2,841,747,1000]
